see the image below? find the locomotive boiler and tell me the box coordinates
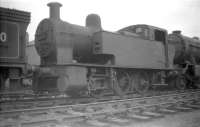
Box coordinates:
[0,7,30,92]
[33,2,199,97]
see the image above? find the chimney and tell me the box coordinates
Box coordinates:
[47,2,62,20]
[172,30,181,34]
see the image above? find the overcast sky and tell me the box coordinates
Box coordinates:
[1,0,200,41]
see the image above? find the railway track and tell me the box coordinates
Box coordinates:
[1,90,200,127]
[0,89,198,111]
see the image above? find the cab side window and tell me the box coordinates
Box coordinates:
[154,30,165,43]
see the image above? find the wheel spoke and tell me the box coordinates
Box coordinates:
[132,72,150,94]
[117,71,131,93]
[88,77,105,98]
[111,70,131,97]
[176,76,186,90]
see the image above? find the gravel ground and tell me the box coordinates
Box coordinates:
[126,110,200,127]
[63,109,200,127]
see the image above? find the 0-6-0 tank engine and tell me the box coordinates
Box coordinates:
[33,2,200,97]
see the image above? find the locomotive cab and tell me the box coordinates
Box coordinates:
[118,24,167,43]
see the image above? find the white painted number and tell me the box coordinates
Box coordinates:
[0,32,7,42]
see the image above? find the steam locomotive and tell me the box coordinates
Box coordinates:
[0,2,199,98]
[32,2,200,97]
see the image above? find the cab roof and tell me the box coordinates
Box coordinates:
[118,24,167,33]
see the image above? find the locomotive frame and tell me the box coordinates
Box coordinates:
[33,63,179,97]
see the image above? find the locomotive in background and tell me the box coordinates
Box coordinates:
[168,31,200,88]
[33,2,200,97]
[0,7,30,92]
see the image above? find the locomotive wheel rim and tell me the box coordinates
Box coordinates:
[133,73,150,94]
[117,72,131,93]
[176,76,186,90]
